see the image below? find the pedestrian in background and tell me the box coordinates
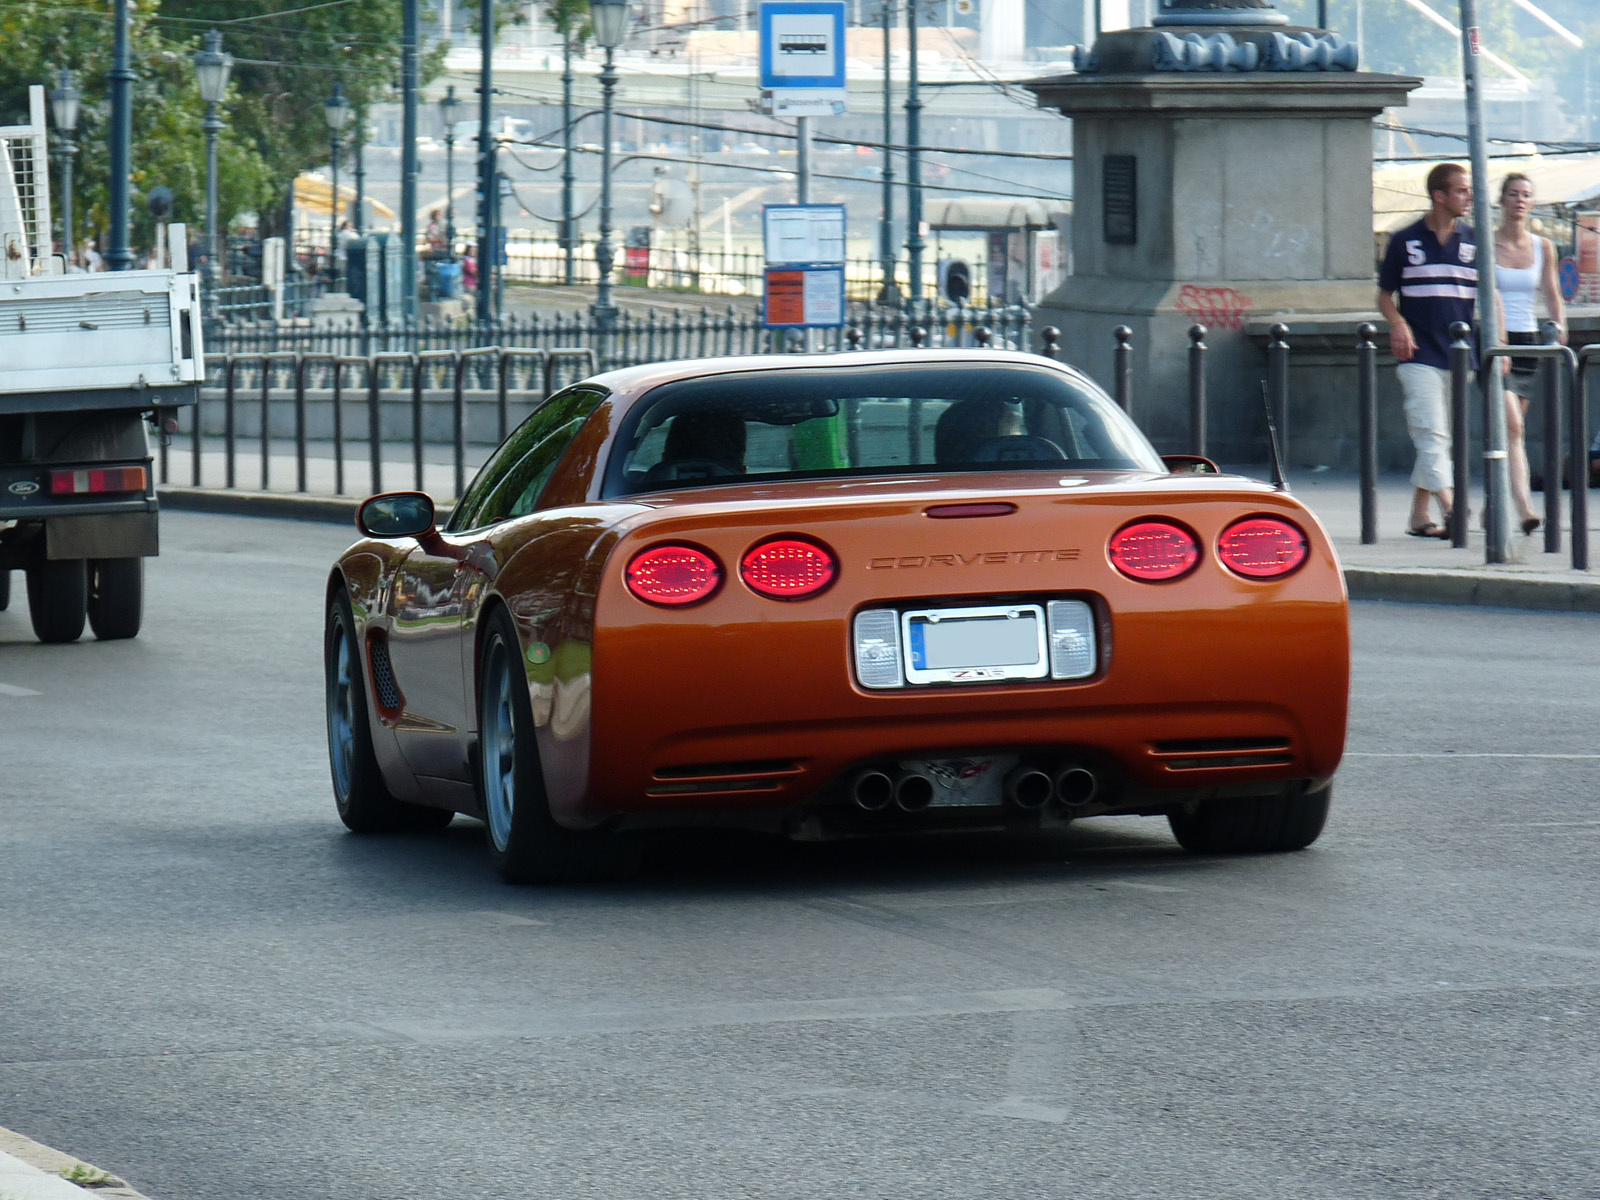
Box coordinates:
[1378,162,1479,539]
[1494,172,1566,536]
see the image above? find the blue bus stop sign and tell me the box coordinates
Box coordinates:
[1559,256,1581,302]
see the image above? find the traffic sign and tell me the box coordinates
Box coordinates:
[1559,255,1581,302]
[759,2,848,117]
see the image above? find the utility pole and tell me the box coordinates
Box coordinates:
[353,109,366,237]
[905,0,924,307]
[107,0,133,271]
[561,30,576,285]
[478,0,497,322]
[880,0,896,304]
[796,117,811,204]
[1459,0,1511,564]
[400,0,420,320]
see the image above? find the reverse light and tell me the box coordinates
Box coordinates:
[740,537,838,600]
[853,608,903,689]
[49,466,147,496]
[1108,520,1200,582]
[1218,517,1309,579]
[625,544,722,606]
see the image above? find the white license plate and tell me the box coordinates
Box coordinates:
[900,604,1049,685]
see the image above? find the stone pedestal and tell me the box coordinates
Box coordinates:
[308,291,365,328]
[1027,37,1419,462]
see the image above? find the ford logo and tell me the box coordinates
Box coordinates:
[7,480,38,496]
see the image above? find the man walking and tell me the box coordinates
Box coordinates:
[1378,162,1478,539]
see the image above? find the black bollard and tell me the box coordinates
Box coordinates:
[1356,323,1378,545]
[1448,321,1472,548]
[974,326,992,349]
[1039,326,1061,360]
[1188,323,1207,457]
[1266,324,1290,470]
[1113,325,1133,417]
[846,326,863,350]
[909,326,927,348]
[1542,319,1561,554]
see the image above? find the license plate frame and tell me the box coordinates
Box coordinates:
[900,603,1049,686]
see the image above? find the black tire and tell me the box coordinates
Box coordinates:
[0,568,11,612]
[325,588,454,833]
[88,558,144,640]
[1168,785,1331,855]
[25,559,87,644]
[477,606,638,884]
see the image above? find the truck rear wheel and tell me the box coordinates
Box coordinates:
[0,569,10,612]
[88,558,144,641]
[25,559,87,644]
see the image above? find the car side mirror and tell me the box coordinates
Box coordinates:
[357,492,436,539]
[1162,454,1220,475]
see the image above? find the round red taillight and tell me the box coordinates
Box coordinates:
[1217,517,1309,579]
[740,537,838,600]
[1109,520,1200,582]
[625,544,722,606]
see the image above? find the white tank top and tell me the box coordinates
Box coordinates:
[1496,235,1543,334]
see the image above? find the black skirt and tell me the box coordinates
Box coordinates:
[1506,329,1541,383]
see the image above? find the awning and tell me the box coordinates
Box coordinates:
[1373,153,1600,234]
[924,195,1069,231]
[293,173,396,220]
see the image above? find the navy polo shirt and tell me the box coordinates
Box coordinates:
[1378,217,1479,370]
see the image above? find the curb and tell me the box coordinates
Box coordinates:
[154,488,1600,614]
[1344,566,1600,612]
[157,487,359,525]
[0,1126,151,1200]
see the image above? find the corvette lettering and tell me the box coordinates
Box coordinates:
[868,549,1081,569]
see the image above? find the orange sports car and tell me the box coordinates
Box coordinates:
[324,350,1349,883]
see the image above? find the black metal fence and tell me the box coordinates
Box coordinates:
[201,300,1034,367]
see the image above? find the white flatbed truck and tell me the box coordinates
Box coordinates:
[1,87,204,642]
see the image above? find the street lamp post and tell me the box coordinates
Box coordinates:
[440,85,460,260]
[589,0,628,321]
[325,83,352,291]
[48,68,80,269]
[192,29,233,295]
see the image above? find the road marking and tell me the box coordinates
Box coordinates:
[1346,752,1600,759]
[0,682,40,697]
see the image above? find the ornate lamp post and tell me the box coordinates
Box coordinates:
[192,29,233,292]
[324,83,352,289]
[588,0,628,319]
[439,85,460,260]
[48,68,80,268]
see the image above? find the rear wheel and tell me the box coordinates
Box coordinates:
[478,607,638,884]
[1168,785,1331,854]
[88,558,144,640]
[0,568,11,611]
[26,559,87,644]
[326,588,453,833]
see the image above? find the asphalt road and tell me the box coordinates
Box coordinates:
[2,511,1598,1200]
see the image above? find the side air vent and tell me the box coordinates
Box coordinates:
[1149,737,1292,772]
[367,634,404,717]
[646,759,803,798]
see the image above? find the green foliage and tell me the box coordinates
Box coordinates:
[0,0,273,256]
[544,0,593,44]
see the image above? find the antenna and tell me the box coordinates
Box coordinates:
[1262,382,1289,491]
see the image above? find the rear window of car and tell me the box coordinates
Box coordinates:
[601,362,1164,497]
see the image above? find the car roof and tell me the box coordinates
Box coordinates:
[583,350,1102,409]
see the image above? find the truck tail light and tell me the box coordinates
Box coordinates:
[625,544,722,606]
[49,466,147,496]
[1108,520,1200,582]
[1218,517,1308,579]
[740,537,837,600]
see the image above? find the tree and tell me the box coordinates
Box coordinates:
[0,0,272,260]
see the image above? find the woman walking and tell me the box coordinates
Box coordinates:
[1494,172,1567,535]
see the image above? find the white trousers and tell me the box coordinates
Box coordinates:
[1397,362,1453,493]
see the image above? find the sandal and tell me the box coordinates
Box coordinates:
[1406,523,1449,539]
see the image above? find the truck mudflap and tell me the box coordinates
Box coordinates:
[45,511,159,560]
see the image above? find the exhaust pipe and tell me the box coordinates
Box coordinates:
[1004,765,1053,810]
[893,770,936,812]
[1053,764,1099,808]
[850,768,895,812]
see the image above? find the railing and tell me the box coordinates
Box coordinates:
[202,301,1034,368]
[206,276,324,323]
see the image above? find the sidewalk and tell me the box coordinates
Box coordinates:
[151,445,1600,612]
[0,1126,148,1200]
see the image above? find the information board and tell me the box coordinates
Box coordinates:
[764,204,846,267]
[764,266,845,328]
